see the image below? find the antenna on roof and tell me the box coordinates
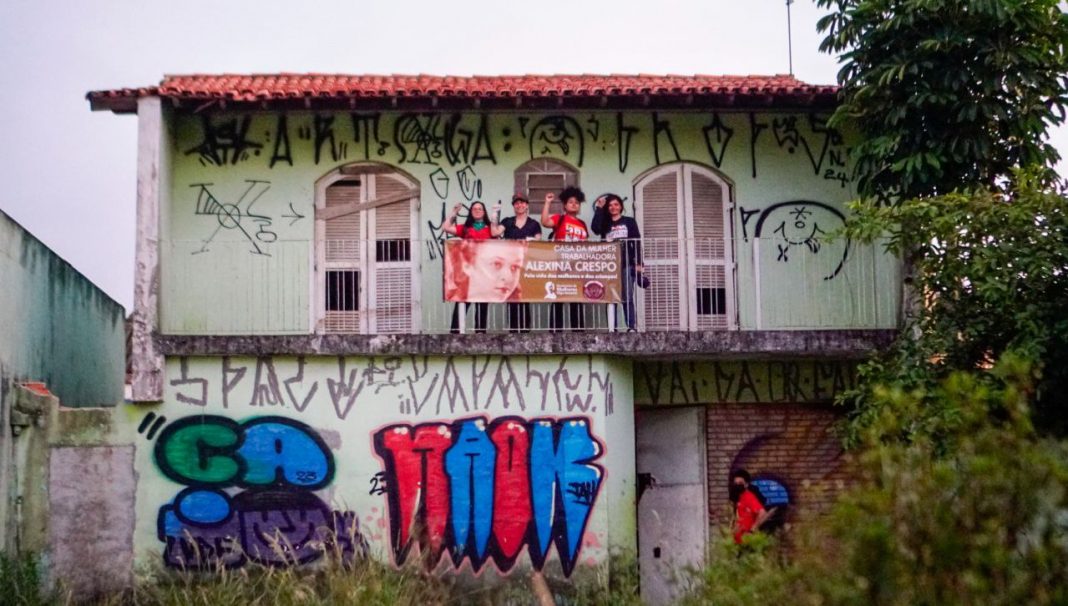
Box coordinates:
[786,0,795,75]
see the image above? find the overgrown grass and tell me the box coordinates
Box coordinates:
[21,547,639,606]
[0,552,52,606]
[117,556,453,606]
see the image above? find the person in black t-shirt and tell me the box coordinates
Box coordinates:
[499,193,542,331]
[592,193,644,331]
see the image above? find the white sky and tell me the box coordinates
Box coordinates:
[1,0,1065,312]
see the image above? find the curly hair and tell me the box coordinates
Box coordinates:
[559,186,586,203]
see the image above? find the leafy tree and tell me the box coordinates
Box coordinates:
[814,0,1068,440]
[816,0,1068,200]
[841,175,1068,444]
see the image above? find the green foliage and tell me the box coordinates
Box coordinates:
[816,0,1068,200]
[678,357,1068,605]
[0,553,51,606]
[841,174,1068,444]
[809,357,1068,605]
[676,531,794,606]
[553,552,642,606]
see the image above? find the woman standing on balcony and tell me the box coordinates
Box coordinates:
[592,193,644,332]
[499,193,542,332]
[443,200,499,333]
[540,187,589,331]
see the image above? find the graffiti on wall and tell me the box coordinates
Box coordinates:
[738,200,851,280]
[189,180,306,256]
[185,115,264,166]
[749,113,849,186]
[168,355,615,420]
[151,414,365,568]
[423,163,485,260]
[179,111,854,268]
[373,415,603,575]
[634,360,857,405]
[181,111,849,187]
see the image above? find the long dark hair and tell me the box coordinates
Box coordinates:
[463,201,489,231]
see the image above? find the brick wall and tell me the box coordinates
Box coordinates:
[706,404,853,526]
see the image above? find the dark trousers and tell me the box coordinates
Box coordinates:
[450,303,487,333]
[507,303,532,332]
[550,303,584,331]
[621,268,637,330]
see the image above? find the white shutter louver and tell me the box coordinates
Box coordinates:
[690,172,729,327]
[325,182,362,263]
[371,175,414,334]
[640,170,683,331]
[324,180,363,332]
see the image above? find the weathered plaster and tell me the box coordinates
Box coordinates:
[130,96,166,403]
[48,446,135,598]
[0,211,125,408]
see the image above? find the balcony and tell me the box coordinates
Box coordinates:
[158,237,900,359]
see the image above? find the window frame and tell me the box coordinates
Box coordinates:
[313,163,421,334]
[633,162,737,332]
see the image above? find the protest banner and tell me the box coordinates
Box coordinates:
[444,240,622,303]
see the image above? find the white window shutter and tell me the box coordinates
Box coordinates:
[639,168,684,331]
[323,181,363,333]
[371,175,414,334]
[689,170,730,329]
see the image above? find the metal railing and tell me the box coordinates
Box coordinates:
[162,237,899,335]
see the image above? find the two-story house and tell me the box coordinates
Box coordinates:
[86,74,899,602]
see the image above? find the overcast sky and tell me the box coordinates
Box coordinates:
[1,0,1065,312]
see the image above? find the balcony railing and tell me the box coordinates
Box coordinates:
[162,237,899,336]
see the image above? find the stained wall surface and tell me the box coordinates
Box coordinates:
[116,354,632,578]
[0,210,125,407]
[158,109,900,334]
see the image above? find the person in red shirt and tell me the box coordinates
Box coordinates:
[443,201,499,332]
[539,186,589,331]
[729,469,776,544]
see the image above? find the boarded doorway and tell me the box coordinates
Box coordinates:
[636,406,709,605]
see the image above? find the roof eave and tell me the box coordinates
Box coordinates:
[87,90,841,115]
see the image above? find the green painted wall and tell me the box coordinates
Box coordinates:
[632,359,858,405]
[117,354,631,577]
[0,211,125,407]
[160,110,899,334]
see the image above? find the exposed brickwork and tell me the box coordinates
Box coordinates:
[706,404,853,526]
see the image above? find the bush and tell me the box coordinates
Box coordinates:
[679,355,1068,606]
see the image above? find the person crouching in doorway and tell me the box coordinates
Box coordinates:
[729,469,777,545]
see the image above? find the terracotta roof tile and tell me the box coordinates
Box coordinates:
[87,73,838,112]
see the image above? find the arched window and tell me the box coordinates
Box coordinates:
[315,164,420,334]
[514,158,580,216]
[634,163,736,331]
